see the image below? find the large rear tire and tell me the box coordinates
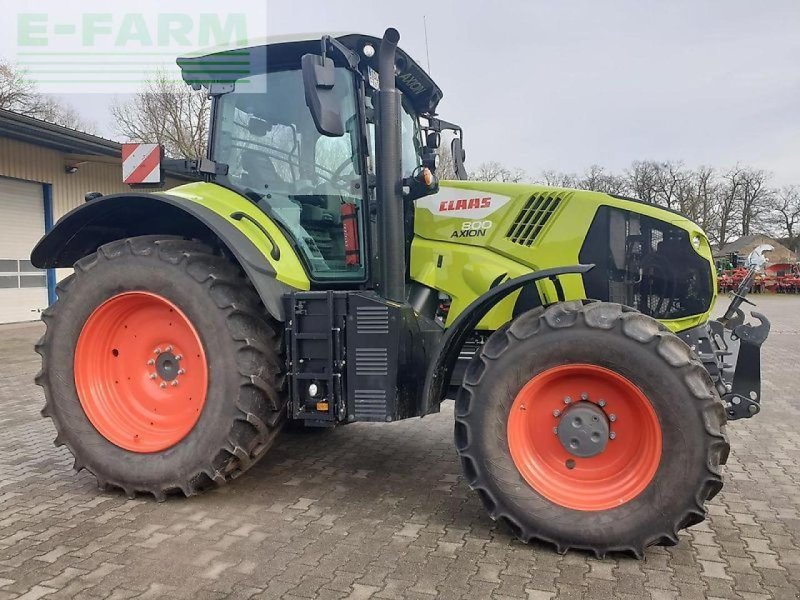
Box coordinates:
[454,301,729,558]
[36,236,286,499]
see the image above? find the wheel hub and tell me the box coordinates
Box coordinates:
[556,402,609,458]
[155,349,181,382]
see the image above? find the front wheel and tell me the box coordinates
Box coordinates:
[454,301,729,558]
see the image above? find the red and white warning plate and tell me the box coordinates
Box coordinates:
[122,143,162,185]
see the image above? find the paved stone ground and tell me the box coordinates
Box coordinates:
[0,296,799,600]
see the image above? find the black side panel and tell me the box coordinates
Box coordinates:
[346,294,397,422]
[284,291,442,425]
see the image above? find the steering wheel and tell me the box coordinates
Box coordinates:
[326,158,355,184]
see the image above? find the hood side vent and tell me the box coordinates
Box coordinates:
[505,193,563,246]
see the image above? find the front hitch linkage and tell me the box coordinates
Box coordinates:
[712,245,773,419]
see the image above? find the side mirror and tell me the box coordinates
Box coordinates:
[426,131,441,149]
[451,136,467,180]
[301,53,345,137]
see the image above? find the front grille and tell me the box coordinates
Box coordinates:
[579,206,713,320]
[506,193,563,246]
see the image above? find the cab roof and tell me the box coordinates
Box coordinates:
[177,32,443,114]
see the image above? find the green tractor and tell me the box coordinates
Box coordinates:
[32,28,770,557]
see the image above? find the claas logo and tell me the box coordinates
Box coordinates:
[438,197,492,212]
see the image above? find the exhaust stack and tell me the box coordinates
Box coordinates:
[375,28,405,303]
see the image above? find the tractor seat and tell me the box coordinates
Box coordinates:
[240,151,285,192]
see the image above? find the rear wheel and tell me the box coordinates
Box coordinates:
[36,236,286,499]
[455,301,729,557]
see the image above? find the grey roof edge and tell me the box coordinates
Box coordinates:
[0,108,195,181]
[0,108,121,157]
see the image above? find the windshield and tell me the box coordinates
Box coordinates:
[212,68,365,281]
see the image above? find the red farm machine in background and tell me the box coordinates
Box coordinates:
[765,262,800,294]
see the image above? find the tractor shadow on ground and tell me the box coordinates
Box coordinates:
[216,413,654,561]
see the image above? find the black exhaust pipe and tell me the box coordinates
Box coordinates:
[375,28,405,303]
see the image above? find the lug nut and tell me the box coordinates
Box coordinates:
[149,373,157,380]
[553,427,559,435]
[519,404,526,411]
[609,432,617,440]
[564,396,572,405]
[553,409,561,417]
[609,414,617,422]
[165,346,173,353]
[175,354,183,361]
[177,369,186,375]
[171,381,179,387]
[154,348,161,355]
[580,392,589,401]
[598,400,606,407]
[147,359,155,366]
[160,382,167,389]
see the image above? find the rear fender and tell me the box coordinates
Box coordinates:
[31,185,311,321]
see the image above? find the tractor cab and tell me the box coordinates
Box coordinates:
[177,33,456,284]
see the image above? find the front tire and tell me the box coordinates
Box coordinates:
[454,301,729,557]
[36,236,286,499]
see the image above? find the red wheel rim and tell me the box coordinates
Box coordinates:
[74,292,208,453]
[507,364,662,511]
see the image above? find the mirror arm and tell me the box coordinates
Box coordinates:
[321,35,362,75]
[425,116,461,134]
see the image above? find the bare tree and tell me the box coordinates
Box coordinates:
[575,164,628,194]
[693,166,716,226]
[111,71,210,159]
[625,161,661,203]
[713,166,747,246]
[539,169,577,188]
[653,161,691,210]
[470,161,527,183]
[0,60,93,131]
[769,185,800,245]
[737,167,772,236]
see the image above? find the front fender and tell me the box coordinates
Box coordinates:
[31,183,310,321]
[420,264,594,414]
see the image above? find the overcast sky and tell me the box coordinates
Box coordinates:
[2,1,798,185]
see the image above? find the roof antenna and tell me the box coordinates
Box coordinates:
[423,15,432,74]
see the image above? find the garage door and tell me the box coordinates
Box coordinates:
[0,177,48,324]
